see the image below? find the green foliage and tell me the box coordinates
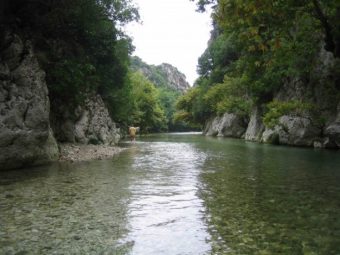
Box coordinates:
[263,100,314,128]
[175,87,200,124]
[158,88,184,130]
[48,59,98,108]
[130,56,193,131]
[175,86,211,127]
[177,0,339,129]
[119,72,167,133]
[197,32,239,84]
[6,0,139,117]
[204,76,251,116]
[130,56,178,89]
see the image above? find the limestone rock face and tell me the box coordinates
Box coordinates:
[0,31,59,170]
[131,57,191,92]
[262,116,321,147]
[53,95,120,145]
[324,102,340,148]
[204,113,247,138]
[157,63,191,92]
[203,46,339,149]
[245,106,265,142]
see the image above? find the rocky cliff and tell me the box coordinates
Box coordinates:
[204,48,340,149]
[0,30,120,170]
[130,56,190,92]
[204,113,247,138]
[0,30,59,169]
[52,95,120,145]
[156,63,191,92]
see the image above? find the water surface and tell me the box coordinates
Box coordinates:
[1,133,339,254]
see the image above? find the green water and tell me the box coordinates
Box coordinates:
[0,133,340,254]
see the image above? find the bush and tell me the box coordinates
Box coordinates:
[263,100,314,128]
[203,76,251,116]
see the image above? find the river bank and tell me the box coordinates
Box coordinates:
[58,143,126,162]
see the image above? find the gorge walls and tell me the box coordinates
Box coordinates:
[204,48,340,149]
[0,31,59,169]
[0,30,120,170]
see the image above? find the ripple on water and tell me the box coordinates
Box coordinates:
[3,134,338,254]
[0,139,211,255]
[119,142,211,255]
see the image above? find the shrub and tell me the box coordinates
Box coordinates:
[263,100,314,128]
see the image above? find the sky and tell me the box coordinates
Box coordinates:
[124,0,212,85]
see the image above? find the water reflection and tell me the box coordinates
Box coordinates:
[1,133,339,254]
[197,138,340,254]
[120,141,211,255]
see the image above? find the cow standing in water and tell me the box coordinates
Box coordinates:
[128,126,139,143]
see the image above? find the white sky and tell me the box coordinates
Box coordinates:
[124,0,212,85]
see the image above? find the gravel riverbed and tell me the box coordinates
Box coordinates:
[58,143,126,162]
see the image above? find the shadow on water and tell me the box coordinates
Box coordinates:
[0,133,340,254]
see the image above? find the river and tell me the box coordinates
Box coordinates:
[1,133,340,254]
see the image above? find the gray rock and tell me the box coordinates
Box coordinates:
[2,33,24,70]
[0,32,59,170]
[204,113,247,138]
[313,140,323,148]
[0,62,10,79]
[324,122,340,148]
[60,120,76,143]
[204,117,220,136]
[261,128,280,144]
[263,115,321,147]
[245,106,265,142]
[132,57,191,92]
[55,95,120,145]
[322,136,338,149]
[157,63,191,91]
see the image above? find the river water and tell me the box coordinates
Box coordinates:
[1,133,340,254]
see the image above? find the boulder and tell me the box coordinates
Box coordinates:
[204,113,247,138]
[261,129,280,145]
[262,115,321,147]
[323,102,340,148]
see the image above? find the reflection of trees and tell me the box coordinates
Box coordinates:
[198,142,340,254]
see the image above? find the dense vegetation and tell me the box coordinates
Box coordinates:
[110,70,167,133]
[1,0,192,133]
[2,0,140,125]
[177,0,340,128]
[130,56,195,131]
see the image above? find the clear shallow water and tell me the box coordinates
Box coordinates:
[0,133,340,254]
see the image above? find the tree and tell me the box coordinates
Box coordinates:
[177,0,339,128]
[129,72,167,132]
[4,0,139,112]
